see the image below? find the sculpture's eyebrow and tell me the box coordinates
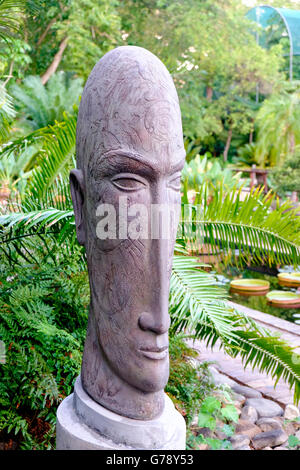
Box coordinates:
[100,150,186,173]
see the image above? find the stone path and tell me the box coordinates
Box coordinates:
[191,302,300,408]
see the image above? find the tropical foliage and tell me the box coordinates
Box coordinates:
[270,146,300,196]
[2,0,300,450]
[11,72,83,130]
[1,125,300,407]
[181,183,300,267]
[0,257,89,449]
[255,82,300,167]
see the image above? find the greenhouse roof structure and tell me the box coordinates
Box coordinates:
[247,5,300,80]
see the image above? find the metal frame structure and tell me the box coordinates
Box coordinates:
[248,5,300,81]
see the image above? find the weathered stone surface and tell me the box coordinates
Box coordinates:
[230,434,250,449]
[273,445,289,450]
[251,429,288,450]
[240,406,258,424]
[245,398,283,418]
[231,384,262,399]
[284,404,300,420]
[235,445,252,450]
[256,417,283,432]
[70,45,186,421]
[235,420,261,439]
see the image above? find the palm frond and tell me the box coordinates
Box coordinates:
[181,182,300,267]
[170,255,300,404]
[0,82,16,142]
[0,0,25,42]
[25,114,76,201]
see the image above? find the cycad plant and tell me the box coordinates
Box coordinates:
[1,116,300,404]
[10,72,83,130]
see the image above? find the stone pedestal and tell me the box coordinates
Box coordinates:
[56,376,186,450]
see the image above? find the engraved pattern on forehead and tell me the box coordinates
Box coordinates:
[82,47,184,164]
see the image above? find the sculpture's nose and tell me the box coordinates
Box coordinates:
[138,311,170,334]
[138,233,171,335]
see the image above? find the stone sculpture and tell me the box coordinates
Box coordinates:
[69,45,186,422]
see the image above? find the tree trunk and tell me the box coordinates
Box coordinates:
[37,17,57,47]
[223,128,232,162]
[249,130,253,144]
[288,132,295,155]
[206,86,213,102]
[41,37,68,85]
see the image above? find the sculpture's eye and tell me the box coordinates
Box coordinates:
[168,174,181,191]
[111,174,147,191]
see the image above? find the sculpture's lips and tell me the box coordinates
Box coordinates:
[139,346,169,360]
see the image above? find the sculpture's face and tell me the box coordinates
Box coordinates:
[71,46,185,397]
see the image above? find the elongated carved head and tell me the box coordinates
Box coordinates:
[70,46,185,419]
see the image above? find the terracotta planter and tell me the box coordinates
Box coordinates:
[278,273,300,288]
[230,279,270,294]
[230,287,269,297]
[266,290,300,308]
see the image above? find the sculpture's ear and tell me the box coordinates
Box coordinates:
[70,169,86,246]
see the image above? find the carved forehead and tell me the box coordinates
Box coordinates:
[76,46,185,172]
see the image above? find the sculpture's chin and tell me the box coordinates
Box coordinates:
[133,371,169,394]
[108,355,170,395]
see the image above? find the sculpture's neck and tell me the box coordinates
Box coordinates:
[80,312,165,420]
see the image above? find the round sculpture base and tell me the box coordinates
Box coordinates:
[56,376,186,450]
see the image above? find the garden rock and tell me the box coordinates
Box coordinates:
[231,384,262,399]
[284,404,300,420]
[256,418,283,432]
[245,398,283,418]
[231,392,246,405]
[214,429,228,440]
[240,406,258,424]
[197,443,209,450]
[235,420,261,439]
[191,414,198,426]
[235,445,252,450]
[208,366,235,387]
[229,434,250,449]
[282,420,296,436]
[197,427,213,438]
[251,429,288,449]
